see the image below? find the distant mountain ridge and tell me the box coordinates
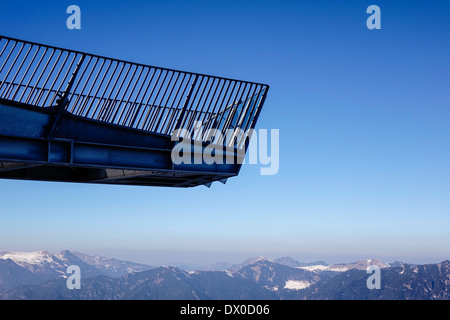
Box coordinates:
[0,250,153,290]
[0,250,448,300]
[68,251,154,277]
[0,266,278,300]
[0,259,41,292]
[281,260,450,300]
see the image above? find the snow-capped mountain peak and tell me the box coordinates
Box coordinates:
[0,250,67,280]
[0,250,154,281]
[0,250,58,265]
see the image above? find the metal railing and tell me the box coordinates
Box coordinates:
[0,35,269,148]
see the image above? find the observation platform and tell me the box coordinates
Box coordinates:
[0,36,269,187]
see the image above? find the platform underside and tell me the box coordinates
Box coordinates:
[0,162,233,187]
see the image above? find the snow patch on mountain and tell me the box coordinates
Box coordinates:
[284,280,311,290]
[297,258,390,273]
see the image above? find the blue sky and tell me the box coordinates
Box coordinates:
[0,0,449,266]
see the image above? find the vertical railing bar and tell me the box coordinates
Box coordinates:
[0,42,24,95]
[106,62,132,122]
[85,58,112,117]
[166,109,182,135]
[77,57,104,115]
[124,66,151,127]
[248,87,268,132]
[218,82,246,145]
[99,98,112,121]
[213,81,239,143]
[241,85,263,133]
[91,59,119,119]
[236,86,260,148]
[201,80,222,140]
[0,38,11,61]
[164,73,192,135]
[149,70,175,130]
[0,81,13,99]
[203,79,229,140]
[238,87,264,148]
[101,64,125,121]
[46,52,86,138]
[137,68,163,129]
[11,45,39,101]
[230,82,251,129]
[213,80,237,135]
[238,84,258,130]
[197,77,221,130]
[160,72,186,134]
[24,48,55,104]
[222,82,248,141]
[79,95,90,115]
[185,111,197,137]
[4,44,32,99]
[154,71,181,133]
[78,58,106,116]
[235,84,258,136]
[173,74,198,134]
[66,54,92,113]
[225,83,254,147]
[212,79,232,127]
[24,49,55,104]
[190,76,212,126]
[49,52,78,106]
[0,40,16,75]
[101,63,124,121]
[178,75,203,132]
[154,105,174,131]
[148,70,176,131]
[119,68,143,125]
[240,86,268,151]
[143,69,170,130]
[204,79,228,137]
[32,49,63,106]
[129,67,157,128]
[99,61,126,121]
[147,105,162,131]
[189,76,212,140]
[193,77,216,140]
[72,56,99,115]
[18,46,48,102]
[121,65,146,126]
[113,63,138,123]
[72,57,100,115]
[114,64,140,124]
[41,50,71,105]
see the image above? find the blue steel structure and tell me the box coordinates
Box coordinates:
[0,36,269,187]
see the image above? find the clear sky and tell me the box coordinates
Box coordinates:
[0,0,449,266]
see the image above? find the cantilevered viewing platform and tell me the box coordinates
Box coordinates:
[0,35,269,187]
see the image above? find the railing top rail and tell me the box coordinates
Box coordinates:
[0,35,270,88]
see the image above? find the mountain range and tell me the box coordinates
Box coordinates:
[0,250,449,300]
